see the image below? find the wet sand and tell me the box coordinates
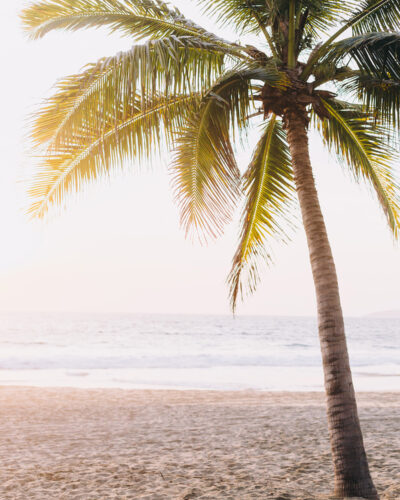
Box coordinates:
[0,387,398,499]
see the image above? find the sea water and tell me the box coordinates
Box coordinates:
[0,313,398,391]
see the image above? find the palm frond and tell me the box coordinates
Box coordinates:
[199,1,354,40]
[300,1,356,39]
[339,32,400,80]
[302,0,399,79]
[21,0,242,54]
[29,93,199,218]
[340,73,400,130]
[352,0,400,34]
[171,73,248,242]
[171,63,289,241]
[228,116,296,311]
[314,99,400,237]
[198,0,267,36]
[31,36,228,150]
[316,32,400,129]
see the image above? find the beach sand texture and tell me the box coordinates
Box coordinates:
[0,388,398,499]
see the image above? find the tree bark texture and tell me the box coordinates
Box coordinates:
[285,110,378,499]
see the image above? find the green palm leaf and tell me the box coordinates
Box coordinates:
[338,32,400,79]
[171,74,247,241]
[171,64,288,241]
[198,0,267,36]
[315,99,400,237]
[340,73,400,130]
[352,0,400,34]
[29,93,199,218]
[300,1,357,39]
[302,1,400,79]
[21,0,241,54]
[315,32,400,130]
[199,1,354,39]
[309,32,400,126]
[228,116,296,311]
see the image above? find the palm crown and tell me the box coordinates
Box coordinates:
[21,0,400,311]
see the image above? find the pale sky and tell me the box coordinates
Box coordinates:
[1,1,399,316]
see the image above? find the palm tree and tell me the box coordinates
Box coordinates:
[21,1,400,498]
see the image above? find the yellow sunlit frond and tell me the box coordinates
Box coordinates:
[29,93,199,218]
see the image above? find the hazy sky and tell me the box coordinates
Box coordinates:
[1,1,399,316]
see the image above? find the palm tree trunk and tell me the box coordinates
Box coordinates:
[284,110,379,499]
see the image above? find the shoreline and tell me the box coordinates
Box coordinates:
[0,387,398,499]
[0,365,398,392]
[0,383,400,393]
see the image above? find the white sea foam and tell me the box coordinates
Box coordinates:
[0,313,398,391]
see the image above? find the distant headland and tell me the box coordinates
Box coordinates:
[366,310,400,318]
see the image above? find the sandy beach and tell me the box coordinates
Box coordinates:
[0,388,398,499]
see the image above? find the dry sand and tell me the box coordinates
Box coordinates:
[0,388,398,499]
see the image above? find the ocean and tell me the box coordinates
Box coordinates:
[0,313,398,391]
